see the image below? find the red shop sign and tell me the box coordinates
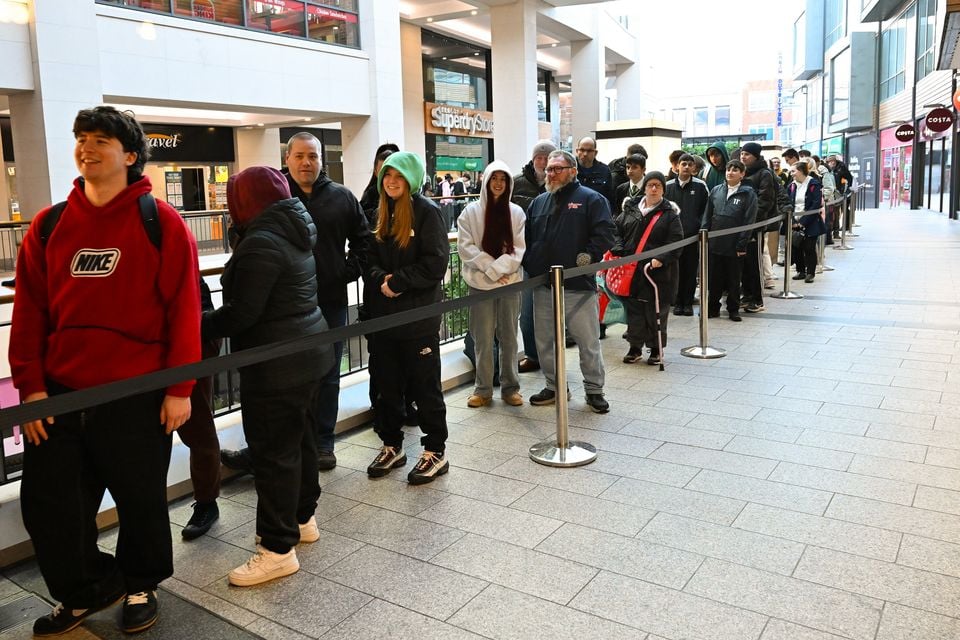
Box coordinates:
[307,5,357,23]
[925,107,955,133]
[894,124,915,143]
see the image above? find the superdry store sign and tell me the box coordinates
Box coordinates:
[424,103,495,139]
[141,125,235,163]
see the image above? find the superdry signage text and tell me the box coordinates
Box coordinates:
[424,103,495,139]
[140,125,235,163]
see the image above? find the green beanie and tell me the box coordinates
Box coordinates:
[378,151,425,195]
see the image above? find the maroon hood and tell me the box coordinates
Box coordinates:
[227,166,291,226]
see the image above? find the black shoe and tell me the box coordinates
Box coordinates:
[367,446,407,477]
[646,352,661,366]
[585,394,609,414]
[623,348,644,364]
[745,302,765,313]
[220,448,253,475]
[706,310,720,318]
[804,275,815,283]
[729,313,743,322]
[565,337,576,348]
[672,305,684,316]
[122,591,158,634]
[317,449,337,471]
[683,306,694,316]
[181,501,219,541]
[408,451,449,485]
[792,273,806,280]
[529,388,571,406]
[518,358,540,373]
[599,323,607,339]
[33,587,125,637]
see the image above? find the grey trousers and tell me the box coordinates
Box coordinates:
[468,287,521,397]
[533,287,605,395]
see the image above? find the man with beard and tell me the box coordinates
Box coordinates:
[522,150,615,413]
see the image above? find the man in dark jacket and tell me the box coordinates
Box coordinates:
[702,160,758,321]
[523,150,615,413]
[609,143,649,195]
[740,142,776,313]
[614,153,646,216]
[665,153,709,316]
[575,136,615,208]
[512,139,556,373]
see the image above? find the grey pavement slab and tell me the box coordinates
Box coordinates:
[766,461,916,505]
[323,599,486,640]
[875,602,960,640]
[685,470,833,515]
[509,485,655,536]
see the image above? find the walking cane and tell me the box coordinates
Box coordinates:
[643,263,665,372]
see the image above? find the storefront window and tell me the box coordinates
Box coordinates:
[537,68,551,123]
[824,0,846,51]
[173,0,244,25]
[99,0,172,11]
[879,6,913,101]
[247,0,305,37]
[306,2,359,46]
[916,0,937,81]
[880,127,912,208]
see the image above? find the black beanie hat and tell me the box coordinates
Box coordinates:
[640,171,666,192]
[741,142,763,159]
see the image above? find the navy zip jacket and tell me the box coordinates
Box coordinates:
[522,179,615,291]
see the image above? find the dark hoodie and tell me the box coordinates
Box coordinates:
[511,160,545,213]
[203,166,332,391]
[702,143,730,191]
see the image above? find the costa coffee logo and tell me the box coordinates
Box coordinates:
[894,124,915,143]
[146,133,182,149]
[925,108,955,133]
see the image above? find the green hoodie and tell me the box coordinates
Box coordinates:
[702,143,730,191]
[377,151,425,194]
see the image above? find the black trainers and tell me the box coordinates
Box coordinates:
[529,388,572,405]
[804,274,815,283]
[182,501,219,541]
[367,446,407,478]
[220,448,253,475]
[122,591,158,634]
[407,451,449,485]
[745,302,765,313]
[317,449,337,471]
[646,352,661,366]
[672,305,684,316]
[792,273,806,280]
[623,348,644,364]
[585,394,610,414]
[33,587,125,637]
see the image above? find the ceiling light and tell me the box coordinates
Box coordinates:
[473,52,479,56]
[303,117,312,122]
[256,123,264,127]
[470,10,477,15]
[442,56,447,60]
[426,17,433,22]
[551,43,557,48]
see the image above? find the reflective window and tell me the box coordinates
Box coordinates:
[247,0,305,37]
[830,48,850,122]
[916,0,937,81]
[824,0,846,51]
[715,106,731,128]
[879,6,912,100]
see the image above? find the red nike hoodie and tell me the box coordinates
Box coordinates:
[9,176,200,400]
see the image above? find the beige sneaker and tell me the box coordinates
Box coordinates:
[299,516,319,543]
[467,394,491,408]
[228,546,299,586]
[501,392,523,406]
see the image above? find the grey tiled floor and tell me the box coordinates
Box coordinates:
[6,207,960,639]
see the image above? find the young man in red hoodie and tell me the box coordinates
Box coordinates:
[9,106,200,636]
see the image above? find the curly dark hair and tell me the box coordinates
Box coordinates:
[72,106,149,183]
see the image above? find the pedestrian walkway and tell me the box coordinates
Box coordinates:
[2,207,960,639]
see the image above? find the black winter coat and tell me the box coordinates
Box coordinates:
[703,183,758,256]
[364,194,449,340]
[743,159,778,223]
[609,156,628,196]
[287,172,371,305]
[664,177,710,238]
[611,197,683,304]
[203,198,332,391]
[511,161,545,213]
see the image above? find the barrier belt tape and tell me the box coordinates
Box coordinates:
[0,211,827,429]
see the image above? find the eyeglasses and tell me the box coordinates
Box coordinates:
[577,148,597,153]
[545,166,574,174]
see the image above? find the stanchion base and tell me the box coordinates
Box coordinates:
[680,345,726,359]
[771,290,804,299]
[833,245,854,251]
[529,441,597,467]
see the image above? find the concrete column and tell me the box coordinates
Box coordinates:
[0,138,9,220]
[614,62,645,120]
[490,0,539,173]
[550,78,562,144]
[570,18,604,144]
[10,0,103,218]
[400,21,425,162]
[341,0,404,196]
[234,128,281,171]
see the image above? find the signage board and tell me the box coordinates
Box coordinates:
[925,107,954,133]
[424,103,494,139]
[894,124,916,143]
[141,124,235,163]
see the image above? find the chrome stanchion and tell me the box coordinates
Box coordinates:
[817,234,834,272]
[834,195,854,251]
[845,191,859,237]
[772,216,803,299]
[530,265,597,467]
[682,229,726,359]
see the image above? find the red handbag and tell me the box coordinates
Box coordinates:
[603,212,662,297]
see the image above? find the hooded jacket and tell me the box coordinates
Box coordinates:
[285,170,370,305]
[702,181,758,256]
[522,178,616,291]
[365,152,449,340]
[701,143,730,191]
[664,175,710,238]
[611,196,683,303]
[203,167,332,391]
[511,160,545,213]
[743,155,779,223]
[457,161,526,291]
[609,155,629,195]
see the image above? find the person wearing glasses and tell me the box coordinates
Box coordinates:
[522,150,615,413]
[575,136,614,208]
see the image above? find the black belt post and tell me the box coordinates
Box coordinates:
[681,229,725,359]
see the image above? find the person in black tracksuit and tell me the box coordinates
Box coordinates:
[739,142,777,313]
[363,151,451,485]
[664,153,709,316]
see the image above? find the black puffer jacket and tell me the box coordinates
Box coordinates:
[203,198,333,391]
[364,194,449,340]
[511,161,545,213]
[286,172,371,305]
[611,196,683,304]
[609,156,628,195]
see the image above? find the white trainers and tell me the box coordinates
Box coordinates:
[299,516,319,543]
[228,545,299,586]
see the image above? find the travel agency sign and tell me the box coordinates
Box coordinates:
[424,103,495,139]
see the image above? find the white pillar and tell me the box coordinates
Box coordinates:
[234,128,281,171]
[570,21,604,144]
[342,0,404,197]
[400,21,425,162]
[490,0,539,173]
[10,0,103,218]
[0,135,9,220]
[614,62,645,120]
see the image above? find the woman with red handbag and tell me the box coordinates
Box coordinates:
[609,172,683,365]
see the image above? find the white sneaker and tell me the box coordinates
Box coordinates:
[299,516,319,543]
[228,545,299,586]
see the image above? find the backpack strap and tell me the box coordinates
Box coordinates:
[138,193,161,250]
[39,201,68,246]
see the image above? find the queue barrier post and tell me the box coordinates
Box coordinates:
[816,234,834,273]
[681,229,726,360]
[834,195,854,251]
[529,265,597,467]
[845,189,859,237]
[772,214,804,299]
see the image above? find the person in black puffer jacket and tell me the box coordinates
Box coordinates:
[611,172,683,366]
[364,151,451,485]
[202,166,333,587]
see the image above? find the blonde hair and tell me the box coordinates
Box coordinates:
[375,173,413,249]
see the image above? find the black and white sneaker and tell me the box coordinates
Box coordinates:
[585,394,610,414]
[181,500,219,541]
[367,446,407,478]
[622,348,644,364]
[407,451,449,485]
[33,587,125,637]
[745,302,766,313]
[529,388,572,405]
[122,591,158,634]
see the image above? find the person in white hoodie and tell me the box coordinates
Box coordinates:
[457,161,526,408]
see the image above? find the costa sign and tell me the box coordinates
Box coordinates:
[925,107,955,133]
[424,103,495,139]
[894,124,915,143]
